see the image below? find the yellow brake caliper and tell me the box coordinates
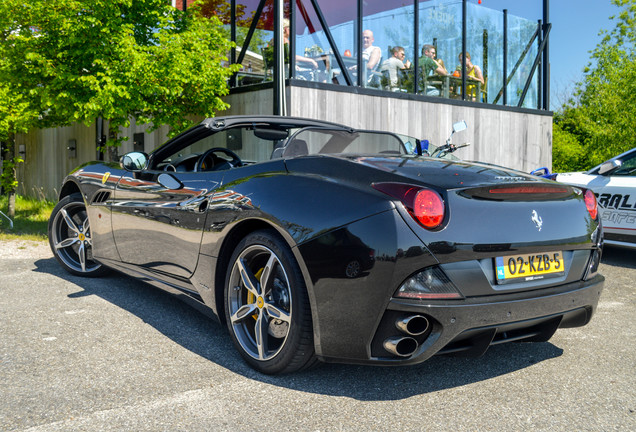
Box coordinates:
[246,268,264,320]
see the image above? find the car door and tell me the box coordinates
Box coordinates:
[592,149,636,243]
[111,127,224,278]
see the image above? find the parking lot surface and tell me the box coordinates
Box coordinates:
[1,240,634,431]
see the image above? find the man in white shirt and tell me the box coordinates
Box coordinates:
[361,29,382,86]
[380,46,411,90]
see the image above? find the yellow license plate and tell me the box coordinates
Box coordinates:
[494,252,565,284]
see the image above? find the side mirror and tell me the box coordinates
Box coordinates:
[598,160,620,175]
[446,121,467,147]
[452,120,467,134]
[120,152,148,172]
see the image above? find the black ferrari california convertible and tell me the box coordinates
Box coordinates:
[48,115,604,374]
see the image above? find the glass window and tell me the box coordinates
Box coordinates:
[475,6,502,105]
[220,0,547,109]
[286,128,406,156]
[419,0,462,96]
[153,126,281,171]
[614,150,636,176]
[294,0,357,83]
[507,14,539,108]
[365,1,415,91]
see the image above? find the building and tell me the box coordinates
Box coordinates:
[16,0,553,198]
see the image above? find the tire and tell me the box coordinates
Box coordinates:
[48,193,105,277]
[224,230,316,374]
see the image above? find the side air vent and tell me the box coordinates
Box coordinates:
[91,191,111,204]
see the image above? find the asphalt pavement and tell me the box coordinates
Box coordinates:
[1,240,634,431]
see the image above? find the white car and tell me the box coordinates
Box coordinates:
[555,147,636,249]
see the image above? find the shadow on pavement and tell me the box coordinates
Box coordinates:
[34,256,564,401]
[601,246,636,269]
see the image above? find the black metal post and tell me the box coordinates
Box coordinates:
[273,0,286,115]
[537,19,543,109]
[230,0,236,65]
[503,9,508,105]
[414,0,419,94]
[357,0,363,87]
[182,0,187,12]
[461,0,467,101]
[543,0,550,110]
[228,0,237,87]
[290,0,297,80]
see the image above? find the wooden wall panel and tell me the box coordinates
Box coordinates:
[288,86,552,173]
[16,86,551,199]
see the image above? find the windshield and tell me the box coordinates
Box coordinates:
[282,128,407,158]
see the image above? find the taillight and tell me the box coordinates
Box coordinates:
[584,189,598,220]
[413,189,444,229]
[372,183,445,230]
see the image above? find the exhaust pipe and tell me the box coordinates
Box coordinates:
[383,336,418,357]
[396,315,429,336]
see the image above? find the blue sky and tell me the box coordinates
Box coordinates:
[479,0,620,109]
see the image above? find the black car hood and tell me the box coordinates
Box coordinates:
[341,155,545,190]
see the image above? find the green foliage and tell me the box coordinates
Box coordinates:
[553,0,636,170]
[0,194,54,240]
[1,156,23,193]
[0,0,240,142]
[551,123,586,172]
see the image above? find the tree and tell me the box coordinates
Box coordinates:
[0,0,239,208]
[553,0,636,170]
[551,122,585,172]
[0,81,36,217]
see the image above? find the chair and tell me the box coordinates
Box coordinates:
[380,68,412,92]
[453,75,487,102]
[420,73,445,97]
[380,69,393,91]
[365,60,383,89]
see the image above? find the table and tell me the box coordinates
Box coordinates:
[308,54,360,83]
[445,75,485,101]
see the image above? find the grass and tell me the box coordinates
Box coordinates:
[0,194,55,241]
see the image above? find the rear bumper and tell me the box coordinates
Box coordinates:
[366,274,605,365]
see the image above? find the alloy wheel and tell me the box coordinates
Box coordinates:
[49,197,102,275]
[227,244,293,362]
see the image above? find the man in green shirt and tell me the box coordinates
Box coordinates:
[419,44,448,96]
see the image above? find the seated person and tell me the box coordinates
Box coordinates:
[457,52,485,101]
[263,18,318,78]
[283,19,318,71]
[419,44,448,96]
[362,30,382,69]
[334,29,382,87]
[362,30,382,87]
[344,29,382,86]
[380,46,411,91]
